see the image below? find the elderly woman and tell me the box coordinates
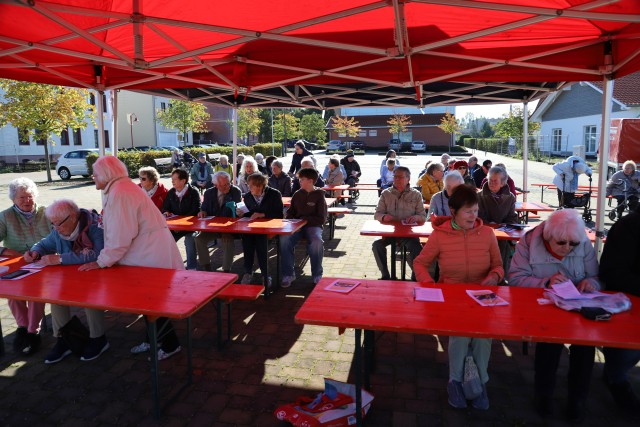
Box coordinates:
[138,166,168,210]
[0,178,50,355]
[324,158,345,198]
[255,153,268,175]
[79,156,184,361]
[268,159,292,197]
[377,150,400,189]
[380,158,396,191]
[468,156,479,175]
[322,154,347,181]
[509,209,600,422]
[238,155,259,193]
[291,157,325,193]
[414,184,503,410]
[163,168,201,270]
[427,170,464,220]
[440,153,451,169]
[417,162,444,202]
[214,154,233,176]
[480,163,517,196]
[171,148,182,168]
[240,173,284,286]
[606,160,640,217]
[552,155,592,206]
[235,153,245,178]
[24,199,107,363]
[452,160,476,187]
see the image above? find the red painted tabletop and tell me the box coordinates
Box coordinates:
[295,278,640,349]
[322,184,350,191]
[282,197,336,207]
[360,219,528,241]
[166,216,307,235]
[0,258,236,319]
[515,201,554,212]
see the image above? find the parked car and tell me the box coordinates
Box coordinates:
[411,140,426,152]
[326,140,344,151]
[56,149,99,180]
[388,139,401,151]
[350,140,365,150]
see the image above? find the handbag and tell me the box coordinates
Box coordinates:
[462,353,483,400]
[60,315,90,356]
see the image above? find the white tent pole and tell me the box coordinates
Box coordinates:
[522,101,528,202]
[594,76,613,256]
[232,107,238,184]
[97,90,106,157]
[111,90,118,155]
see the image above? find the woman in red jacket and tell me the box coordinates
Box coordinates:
[413,184,503,411]
[138,166,168,211]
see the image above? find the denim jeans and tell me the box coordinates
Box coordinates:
[602,347,640,384]
[448,336,492,383]
[172,231,198,270]
[280,226,323,277]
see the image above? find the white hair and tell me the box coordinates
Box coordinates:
[219,154,229,163]
[488,166,508,184]
[271,159,283,170]
[543,209,587,243]
[213,171,231,184]
[93,156,128,183]
[45,199,79,221]
[240,156,258,179]
[9,177,38,201]
[443,170,464,190]
[301,156,316,169]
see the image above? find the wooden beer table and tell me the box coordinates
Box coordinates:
[515,201,555,223]
[0,257,236,418]
[295,278,640,426]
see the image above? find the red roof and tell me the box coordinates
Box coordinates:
[591,72,640,107]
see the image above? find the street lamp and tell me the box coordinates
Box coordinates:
[127,113,138,148]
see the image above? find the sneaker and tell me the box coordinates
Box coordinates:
[13,326,27,353]
[607,380,640,411]
[281,275,295,288]
[44,338,72,364]
[447,380,467,409]
[80,335,110,361]
[156,346,181,361]
[313,275,323,285]
[241,273,253,284]
[130,342,151,354]
[22,333,41,356]
[471,383,489,410]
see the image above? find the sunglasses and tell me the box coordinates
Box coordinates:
[457,166,467,170]
[555,240,580,247]
[139,176,148,181]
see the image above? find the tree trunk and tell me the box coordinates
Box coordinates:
[44,140,52,182]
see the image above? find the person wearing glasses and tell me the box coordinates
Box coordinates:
[0,178,50,356]
[416,162,444,203]
[452,160,476,187]
[138,166,168,211]
[24,199,107,364]
[373,166,426,280]
[509,209,600,422]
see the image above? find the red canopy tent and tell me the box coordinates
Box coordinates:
[1,0,639,250]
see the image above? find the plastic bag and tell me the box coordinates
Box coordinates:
[462,354,483,400]
[543,291,632,314]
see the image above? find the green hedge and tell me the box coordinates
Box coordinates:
[461,137,506,153]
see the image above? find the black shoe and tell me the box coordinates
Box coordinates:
[534,395,553,418]
[44,338,72,364]
[22,333,41,356]
[607,380,640,411]
[379,275,391,280]
[566,399,586,423]
[80,335,110,361]
[13,326,27,353]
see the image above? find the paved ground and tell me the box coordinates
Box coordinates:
[0,150,637,427]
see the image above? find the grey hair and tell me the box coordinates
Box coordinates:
[395,166,411,177]
[240,156,258,179]
[219,154,229,163]
[543,209,587,243]
[623,160,636,172]
[45,199,79,221]
[9,177,38,201]
[138,166,160,184]
[213,171,231,184]
[271,159,283,170]
[443,170,464,190]
[488,166,508,184]
[301,156,316,169]
[440,153,451,163]
[93,155,128,182]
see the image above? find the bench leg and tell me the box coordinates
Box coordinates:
[146,318,161,419]
[186,317,193,385]
[227,302,232,343]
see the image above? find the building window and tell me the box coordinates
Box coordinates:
[369,130,377,137]
[552,128,562,152]
[584,125,597,153]
[35,129,46,146]
[161,102,166,111]
[94,129,110,148]
[17,128,30,145]
[89,93,96,106]
[73,129,82,145]
[60,129,70,145]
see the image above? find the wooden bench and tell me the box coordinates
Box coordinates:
[153,157,174,173]
[214,283,264,349]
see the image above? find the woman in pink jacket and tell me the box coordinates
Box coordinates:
[413,184,504,411]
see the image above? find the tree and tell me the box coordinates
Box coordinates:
[494,106,541,138]
[480,120,494,138]
[233,108,262,143]
[299,113,327,143]
[387,114,411,138]
[0,79,95,182]
[437,111,461,147]
[273,112,300,142]
[331,115,361,138]
[156,99,210,145]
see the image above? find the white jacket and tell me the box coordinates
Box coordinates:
[552,156,592,192]
[97,177,183,270]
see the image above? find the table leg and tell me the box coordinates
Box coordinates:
[354,328,363,427]
[329,215,336,240]
[216,300,223,350]
[363,330,375,390]
[540,186,545,203]
[147,317,160,419]
[187,317,193,385]
[390,238,397,280]
[400,245,407,281]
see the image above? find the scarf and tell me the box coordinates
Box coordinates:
[145,183,158,198]
[13,204,35,221]
[198,161,206,179]
[543,239,565,260]
[175,185,188,200]
[58,209,95,253]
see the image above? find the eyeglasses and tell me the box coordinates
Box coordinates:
[53,215,70,228]
[139,176,148,181]
[555,240,580,247]
[457,166,467,170]
[393,174,408,179]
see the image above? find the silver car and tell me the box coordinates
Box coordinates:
[56,149,99,180]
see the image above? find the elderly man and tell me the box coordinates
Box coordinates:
[195,172,242,272]
[478,166,518,276]
[24,199,107,364]
[291,156,325,193]
[373,166,426,280]
[190,152,214,191]
[472,159,492,188]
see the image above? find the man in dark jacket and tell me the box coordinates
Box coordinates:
[268,159,292,197]
[280,168,328,288]
[288,140,313,175]
[194,171,242,272]
[472,159,492,188]
[341,151,361,202]
[599,203,640,411]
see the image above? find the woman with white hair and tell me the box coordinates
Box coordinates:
[79,156,184,361]
[24,199,107,363]
[427,170,465,220]
[255,152,268,175]
[0,177,50,355]
[606,160,640,217]
[552,155,592,206]
[238,155,259,193]
[509,209,600,422]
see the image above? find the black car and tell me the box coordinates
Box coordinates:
[350,140,365,150]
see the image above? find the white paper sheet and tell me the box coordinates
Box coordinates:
[414,287,444,302]
[549,281,606,300]
[23,260,47,269]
